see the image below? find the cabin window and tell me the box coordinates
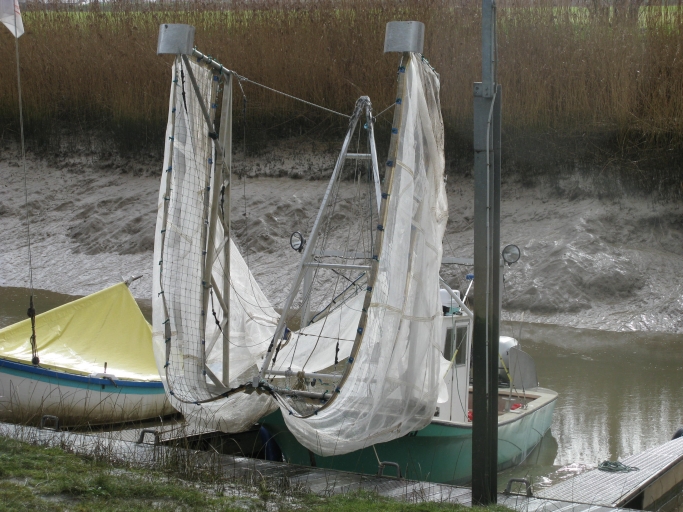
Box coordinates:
[444,326,467,366]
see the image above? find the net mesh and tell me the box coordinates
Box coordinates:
[152,53,447,441]
[276,54,448,456]
[152,57,277,432]
[161,58,215,403]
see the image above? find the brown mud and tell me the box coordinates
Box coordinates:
[2,140,682,333]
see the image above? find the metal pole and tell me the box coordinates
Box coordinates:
[472,0,501,504]
[256,99,367,385]
[198,64,220,389]
[365,103,382,214]
[181,55,217,139]
[218,73,233,387]
[300,267,313,328]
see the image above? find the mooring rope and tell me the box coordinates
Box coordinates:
[13,26,39,366]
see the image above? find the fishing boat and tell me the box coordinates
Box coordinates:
[260,289,558,484]
[151,21,556,485]
[0,282,175,426]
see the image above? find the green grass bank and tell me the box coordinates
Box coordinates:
[0,0,681,193]
[0,434,512,511]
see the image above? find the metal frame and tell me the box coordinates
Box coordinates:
[157,45,239,402]
[303,263,371,272]
[299,101,381,329]
[266,47,410,416]
[256,96,379,384]
[217,72,233,387]
[267,369,340,381]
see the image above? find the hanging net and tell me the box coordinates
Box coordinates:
[152,53,447,442]
[270,53,449,456]
[152,56,277,432]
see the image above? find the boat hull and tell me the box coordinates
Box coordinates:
[261,390,556,485]
[0,359,175,426]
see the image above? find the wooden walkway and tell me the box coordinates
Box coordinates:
[0,421,631,511]
[538,436,683,510]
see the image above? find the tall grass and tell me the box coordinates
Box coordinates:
[0,0,681,162]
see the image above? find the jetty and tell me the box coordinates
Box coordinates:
[537,436,683,511]
[6,419,680,512]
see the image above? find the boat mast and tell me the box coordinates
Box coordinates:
[298,102,381,331]
[472,0,502,504]
[4,2,39,366]
[157,24,234,391]
[217,73,233,387]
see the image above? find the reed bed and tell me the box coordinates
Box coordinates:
[0,0,681,162]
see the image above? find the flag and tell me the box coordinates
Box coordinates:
[0,0,24,38]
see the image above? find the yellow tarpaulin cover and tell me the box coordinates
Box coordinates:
[0,283,160,381]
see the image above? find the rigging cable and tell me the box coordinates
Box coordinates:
[13,20,39,366]
[192,51,352,120]
[375,102,395,119]
[234,73,350,119]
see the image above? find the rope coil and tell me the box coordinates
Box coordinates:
[598,461,639,472]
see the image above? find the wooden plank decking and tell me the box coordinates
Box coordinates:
[0,420,631,512]
[537,437,683,510]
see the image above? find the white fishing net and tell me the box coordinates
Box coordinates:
[152,57,277,432]
[275,54,449,456]
[152,53,446,442]
[272,292,365,377]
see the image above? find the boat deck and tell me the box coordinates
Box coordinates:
[538,436,683,510]
[0,420,629,512]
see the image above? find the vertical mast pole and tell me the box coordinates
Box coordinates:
[11,8,39,365]
[472,0,501,505]
[256,100,366,384]
[218,73,233,386]
[365,104,382,214]
[199,66,220,388]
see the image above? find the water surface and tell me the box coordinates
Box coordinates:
[0,286,152,327]
[1,287,681,492]
[501,320,683,490]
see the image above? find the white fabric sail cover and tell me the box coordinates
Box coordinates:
[272,292,365,376]
[152,57,277,432]
[277,54,449,456]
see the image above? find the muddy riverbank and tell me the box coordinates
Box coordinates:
[1,143,682,333]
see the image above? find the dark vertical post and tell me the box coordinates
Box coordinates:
[472,0,501,504]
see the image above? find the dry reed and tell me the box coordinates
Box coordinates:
[0,0,681,160]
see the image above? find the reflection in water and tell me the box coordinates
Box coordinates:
[1,289,682,491]
[499,430,560,491]
[501,321,683,489]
